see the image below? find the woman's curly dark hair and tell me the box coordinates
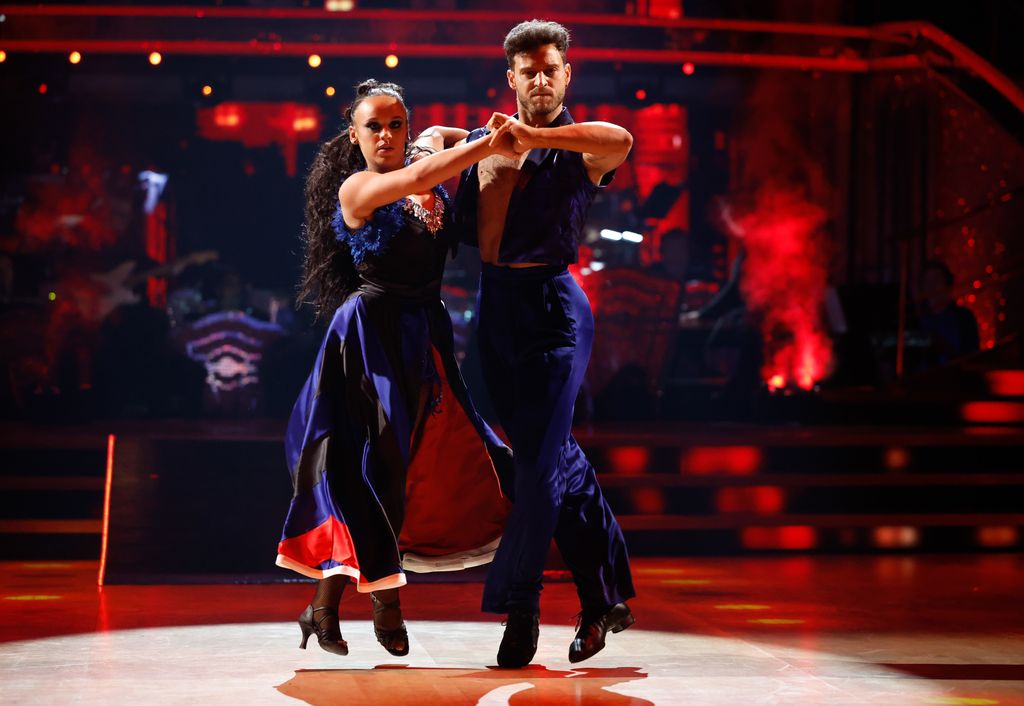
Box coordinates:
[299,78,409,319]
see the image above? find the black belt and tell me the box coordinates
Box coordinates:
[356,276,442,304]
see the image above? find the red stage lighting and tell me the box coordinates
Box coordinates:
[874,526,919,549]
[961,401,1024,424]
[987,371,1024,397]
[742,526,816,550]
[607,446,650,475]
[883,447,911,470]
[683,446,762,476]
[977,526,1019,547]
[716,486,785,514]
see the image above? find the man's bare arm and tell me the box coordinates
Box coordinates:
[488,117,632,184]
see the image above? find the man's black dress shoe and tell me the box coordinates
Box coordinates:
[568,602,634,663]
[496,608,539,668]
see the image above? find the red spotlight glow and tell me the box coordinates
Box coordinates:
[977,526,1019,547]
[607,446,650,475]
[873,526,919,548]
[631,488,666,514]
[961,401,1024,424]
[683,446,762,476]
[634,89,647,101]
[883,447,910,470]
[682,62,695,75]
[292,116,318,132]
[742,526,817,550]
[38,83,47,94]
[716,486,785,514]
[213,104,242,127]
[986,371,1024,397]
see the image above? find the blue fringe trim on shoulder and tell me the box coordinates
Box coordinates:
[331,199,406,265]
[332,183,450,264]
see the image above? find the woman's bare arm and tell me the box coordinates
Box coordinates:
[339,118,516,228]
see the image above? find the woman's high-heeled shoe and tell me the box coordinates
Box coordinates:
[370,592,409,656]
[298,604,349,656]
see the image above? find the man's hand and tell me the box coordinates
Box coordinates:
[489,120,528,160]
[487,113,537,154]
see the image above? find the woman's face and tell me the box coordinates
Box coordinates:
[348,95,408,173]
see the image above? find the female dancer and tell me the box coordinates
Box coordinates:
[276,80,517,657]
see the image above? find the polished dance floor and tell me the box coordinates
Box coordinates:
[1,556,1022,705]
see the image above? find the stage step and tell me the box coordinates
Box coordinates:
[578,426,1024,554]
[0,437,107,561]
[1,421,1022,567]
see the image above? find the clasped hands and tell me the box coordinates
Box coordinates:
[486,113,537,159]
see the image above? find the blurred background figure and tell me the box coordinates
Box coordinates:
[917,259,981,367]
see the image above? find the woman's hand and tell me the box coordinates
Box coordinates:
[487,115,526,160]
[487,113,537,154]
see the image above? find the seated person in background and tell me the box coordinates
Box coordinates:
[917,259,980,365]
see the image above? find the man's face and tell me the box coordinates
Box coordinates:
[507,44,570,119]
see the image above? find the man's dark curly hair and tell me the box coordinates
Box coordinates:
[503,19,570,69]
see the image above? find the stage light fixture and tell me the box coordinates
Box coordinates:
[0,50,6,63]
[68,51,82,65]
[38,83,47,94]
[201,84,213,96]
[325,0,355,10]
[148,52,162,66]
[634,88,647,101]
[325,86,336,97]
[682,62,695,75]
[385,54,399,68]
[308,54,322,68]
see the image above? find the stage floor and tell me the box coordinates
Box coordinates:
[1,556,1022,705]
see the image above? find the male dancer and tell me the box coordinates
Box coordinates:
[450,20,636,668]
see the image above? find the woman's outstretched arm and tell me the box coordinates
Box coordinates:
[340,118,515,228]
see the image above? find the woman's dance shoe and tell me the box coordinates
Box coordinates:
[298,604,349,656]
[370,592,410,656]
